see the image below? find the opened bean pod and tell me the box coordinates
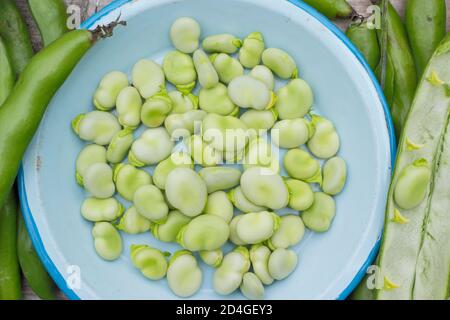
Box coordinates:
[170,17,201,54]
[81,197,124,222]
[236,211,281,245]
[132,59,165,99]
[75,144,106,186]
[228,186,267,213]
[275,79,313,120]
[250,65,274,90]
[250,244,274,285]
[228,75,275,111]
[113,163,152,201]
[128,128,174,166]
[202,34,242,54]
[199,83,237,116]
[116,86,142,129]
[307,115,340,159]
[268,248,298,280]
[210,53,244,84]
[92,222,122,261]
[131,245,168,280]
[72,111,121,145]
[322,157,347,195]
[302,192,336,232]
[167,251,202,297]
[262,48,297,79]
[106,129,134,164]
[213,246,250,295]
[199,166,242,193]
[199,249,223,268]
[163,50,197,94]
[151,210,191,242]
[93,71,128,111]
[272,118,313,149]
[267,215,305,250]
[240,272,265,300]
[141,91,173,128]
[284,149,322,184]
[116,206,151,234]
[133,185,169,223]
[204,191,234,223]
[193,49,219,89]
[239,32,265,69]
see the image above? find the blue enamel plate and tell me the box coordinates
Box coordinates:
[19,0,395,300]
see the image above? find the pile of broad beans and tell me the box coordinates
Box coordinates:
[72,16,348,299]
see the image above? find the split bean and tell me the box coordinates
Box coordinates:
[275,79,313,119]
[130,245,168,280]
[167,251,202,297]
[394,159,431,210]
[133,185,169,223]
[193,49,219,89]
[141,91,173,128]
[163,51,197,94]
[199,83,237,116]
[236,211,281,245]
[285,179,314,211]
[92,222,122,261]
[302,192,336,232]
[250,65,274,90]
[239,32,265,69]
[113,163,152,201]
[165,168,208,217]
[272,118,313,149]
[268,248,298,280]
[198,166,242,193]
[83,163,115,199]
[168,90,198,114]
[284,149,322,184]
[204,191,234,223]
[267,215,305,250]
[186,135,222,166]
[165,110,206,139]
[202,34,242,54]
[228,186,267,213]
[177,215,230,251]
[151,210,191,242]
[240,167,289,210]
[228,75,275,111]
[229,215,246,246]
[240,109,277,134]
[262,48,297,79]
[213,246,250,295]
[243,137,279,173]
[75,144,106,186]
[116,86,142,129]
[210,53,244,84]
[116,206,151,234]
[199,249,223,268]
[307,115,340,159]
[322,157,347,195]
[132,59,165,99]
[72,111,121,145]
[240,272,265,300]
[81,197,124,222]
[202,113,248,153]
[153,152,194,190]
[106,129,134,164]
[93,71,129,111]
[249,244,273,285]
[128,128,174,166]
[170,17,201,54]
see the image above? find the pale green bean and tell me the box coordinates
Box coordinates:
[83,163,115,199]
[170,17,201,54]
[93,71,129,111]
[275,79,313,119]
[242,137,279,173]
[116,206,151,234]
[322,157,347,195]
[262,48,297,79]
[133,185,169,223]
[163,50,197,94]
[132,59,165,99]
[229,215,246,246]
[128,128,174,167]
[151,210,191,242]
[165,110,207,139]
[210,53,244,84]
[249,244,273,285]
[113,163,152,201]
[153,152,194,190]
[72,111,121,145]
[131,245,168,280]
[75,144,106,186]
[204,191,234,223]
[81,197,124,222]
[249,65,274,90]
[284,149,322,183]
[307,115,340,159]
[167,251,202,297]
[202,34,242,54]
[240,109,277,135]
[168,90,198,114]
[228,75,275,111]
[213,246,250,295]
[116,86,142,129]
[302,192,336,232]
[268,248,298,280]
[285,179,314,211]
[193,49,219,89]
[228,186,267,213]
[240,272,265,300]
[186,135,222,166]
[106,129,134,164]
[92,222,122,261]
[267,215,305,250]
[141,91,173,128]
[199,83,237,116]
[272,118,313,149]
[236,211,281,244]
[239,32,265,68]
[199,249,223,268]
[198,166,242,193]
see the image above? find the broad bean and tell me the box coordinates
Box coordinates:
[186,135,222,166]
[116,206,151,234]
[213,247,250,295]
[228,75,275,111]
[240,272,265,300]
[199,83,237,116]
[167,251,202,297]
[202,34,242,54]
[229,215,246,245]
[243,137,279,173]
[322,157,347,195]
[177,215,230,251]
[163,51,197,94]
[198,166,242,193]
[240,167,289,210]
[170,17,201,54]
[228,186,267,213]
[307,115,340,159]
[75,144,106,186]
[285,179,314,211]
[275,79,313,119]
[267,215,305,250]
[240,109,277,134]
[262,48,297,79]
[130,244,168,280]
[394,159,431,210]
[153,152,194,190]
[165,110,206,139]
[133,185,168,223]
[199,249,223,268]
[250,65,274,90]
[236,211,281,245]
[93,71,128,111]
[132,59,165,99]
[81,197,124,222]
[116,86,142,129]
[92,222,122,261]
[113,163,152,201]
[106,129,134,164]
[168,90,198,114]
[268,248,298,280]
[83,163,115,199]
[128,128,174,167]
[165,168,207,217]
[239,32,265,68]
[302,192,336,232]
[72,111,121,145]
[193,49,219,89]
[141,91,173,128]
[284,149,322,184]
[202,113,248,153]
[204,191,234,223]
[210,53,244,84]
[249,244,273,285]
[272,118,313,149]
[151,210,191,242]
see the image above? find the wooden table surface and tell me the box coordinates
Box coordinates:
[13,0,450,300]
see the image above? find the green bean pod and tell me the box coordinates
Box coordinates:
[17,211,56,300]
[0,0,34,77]
[406,0,446,77]
[0,191,21,300]
[0,37,14,106]
[303,0,355,19]
[346,22,380,70]
[28,0,69,47]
